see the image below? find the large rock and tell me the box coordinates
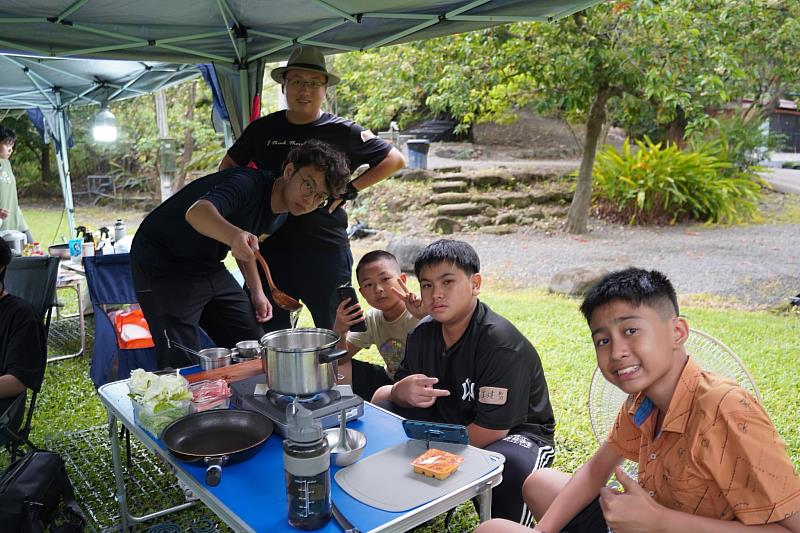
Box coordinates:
[499,192,532,208]
[385,236,426,273]
[436,203,482,217]
[530,189,574,205]
[431,181,468,193]
[496,212,518,225]
[469,169,515,189]
[548,267,609,296]
[431,192,472,205]
[433,217,462,234]
[463,215,492,229]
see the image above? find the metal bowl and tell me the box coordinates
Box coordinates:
[323,428,367,467]
[235,340,262,359]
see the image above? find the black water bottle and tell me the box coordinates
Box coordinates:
[283,404,331,530]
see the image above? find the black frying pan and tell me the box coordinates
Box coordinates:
[161,409,273,486]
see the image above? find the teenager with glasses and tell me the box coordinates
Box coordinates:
[219,45,407,333]
[131,140,350,369]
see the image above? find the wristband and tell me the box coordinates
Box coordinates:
[339,181,358,201]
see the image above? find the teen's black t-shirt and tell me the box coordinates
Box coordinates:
[226,111,393,251]
[131,167,285,277]
[394,300,556,446]
[0,294,46,394]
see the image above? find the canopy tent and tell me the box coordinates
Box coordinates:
[0,0,603,133]
[0,55,200,237]
[0,0,604,238]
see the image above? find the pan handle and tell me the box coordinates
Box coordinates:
[318,348,348,364]
[204,455,229,486]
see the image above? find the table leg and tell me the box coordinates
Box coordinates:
[476,481,494,523]
[108,414,132,531]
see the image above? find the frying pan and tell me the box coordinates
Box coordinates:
[161,409,273,486]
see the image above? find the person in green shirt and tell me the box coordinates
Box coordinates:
[0,126,32,243]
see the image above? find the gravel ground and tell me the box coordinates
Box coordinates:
[388,146,800,309]
[457,221,800,309]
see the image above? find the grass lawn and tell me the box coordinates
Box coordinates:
[12,206,800,531]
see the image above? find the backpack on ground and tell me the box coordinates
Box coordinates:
[0,450,85,532]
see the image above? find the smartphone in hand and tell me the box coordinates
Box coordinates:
[336,284,367,332]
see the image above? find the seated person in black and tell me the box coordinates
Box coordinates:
[373,239,556,525]
[131,140,350,368]
[0,238,46,437]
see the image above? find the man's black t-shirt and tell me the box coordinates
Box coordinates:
[131,168,285,277]
[0,294,46,395]
[394,300,555,446]
[226,111,393,251]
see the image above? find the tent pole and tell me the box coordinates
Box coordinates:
[54,93,76,239]
[238,33,249,129]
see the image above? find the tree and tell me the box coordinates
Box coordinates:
[333,0,799,233]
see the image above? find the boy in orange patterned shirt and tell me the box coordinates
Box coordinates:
[476,268,800,533]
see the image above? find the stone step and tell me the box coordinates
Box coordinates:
[436,202,483,217]
[430,192,472,205]
[431,181,468,193]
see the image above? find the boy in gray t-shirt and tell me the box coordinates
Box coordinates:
[333,250,426,401]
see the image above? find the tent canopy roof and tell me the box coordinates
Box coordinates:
[0,54,199,110]
[0,1,603,65]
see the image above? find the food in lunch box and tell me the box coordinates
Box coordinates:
[189,379,232,412]
[411,448,464,480]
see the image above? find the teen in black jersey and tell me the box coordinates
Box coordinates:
[373,240,556,524]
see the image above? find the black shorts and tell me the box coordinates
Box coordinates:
[561,497,609,533]
[350,359,392,401]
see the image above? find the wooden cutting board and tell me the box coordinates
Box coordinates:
[185,358,264,384]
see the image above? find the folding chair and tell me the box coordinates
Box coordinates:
[2,255,59,459]
[83,254,158,388]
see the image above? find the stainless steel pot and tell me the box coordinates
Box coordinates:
[259,328,347,396]
[197,348,232,371]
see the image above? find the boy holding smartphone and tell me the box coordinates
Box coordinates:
[333,250,426,401]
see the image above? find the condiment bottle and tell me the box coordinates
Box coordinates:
[113,218,126,243]
[283,404,331,530]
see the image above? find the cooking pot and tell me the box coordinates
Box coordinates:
[0,230,25,255]
[197,347,232,371]
[260,328,348,396]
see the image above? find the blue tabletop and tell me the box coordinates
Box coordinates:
[99,376,467,533]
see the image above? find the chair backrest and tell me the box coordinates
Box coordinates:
[1,256,57,459]
[588,328,760,446]
[83,254,159,387]
[5,255,60,333]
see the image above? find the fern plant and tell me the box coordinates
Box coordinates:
[592,137,761,224]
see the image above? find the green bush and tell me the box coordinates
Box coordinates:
[592,137,761,224]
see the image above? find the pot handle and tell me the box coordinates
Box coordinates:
[318,348,348,364]
[204,455,229,486]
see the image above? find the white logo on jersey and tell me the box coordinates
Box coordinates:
[461,378,475,401]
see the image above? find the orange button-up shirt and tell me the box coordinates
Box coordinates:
[608,357,800,525]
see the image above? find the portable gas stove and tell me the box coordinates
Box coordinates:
[230,375,364,437]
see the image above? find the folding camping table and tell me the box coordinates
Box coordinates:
[98,376,503,532]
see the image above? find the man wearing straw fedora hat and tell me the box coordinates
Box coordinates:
[220,45,406,332]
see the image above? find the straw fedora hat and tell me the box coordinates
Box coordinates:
[270,45,340,86]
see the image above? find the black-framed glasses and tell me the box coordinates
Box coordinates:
[300,176,329,206]
[286,79,326,90]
